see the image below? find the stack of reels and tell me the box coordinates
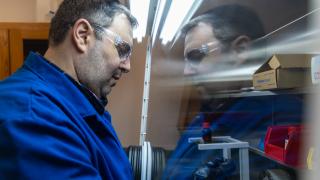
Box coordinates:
[127,146,142,180]
[127,144,166,180]
[151,147,166,179]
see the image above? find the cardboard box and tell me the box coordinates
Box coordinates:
[311,55,320,84]
[253,54,312,90]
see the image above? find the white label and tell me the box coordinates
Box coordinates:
[311,55,320,84]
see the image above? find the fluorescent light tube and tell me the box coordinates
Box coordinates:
[151,0,167,45]
[130,0,150,42]
[159,0,195,45]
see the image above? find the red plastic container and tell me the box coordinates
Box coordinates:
[264,125,304,167]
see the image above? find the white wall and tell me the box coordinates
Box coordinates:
[110,37,184,149]
[0,0,61,22]
[35,0,61,22]
[0,0,36,22]
[145,40,184,149]
[108,39,147,146]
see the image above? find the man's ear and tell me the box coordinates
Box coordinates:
[72,19,94,53]
[230,35,251,64]
[231,35,251,54]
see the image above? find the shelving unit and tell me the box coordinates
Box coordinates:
[179,86,309,179]
[206,87,315,99]
[249,146,309,179]
[189,136,250,180]
[249,146,298,170]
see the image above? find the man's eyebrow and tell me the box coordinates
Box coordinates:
[183,49,190,57]
[184,44,196,55]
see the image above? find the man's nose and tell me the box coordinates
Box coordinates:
[120,58,131,73]
[184,63,197,76]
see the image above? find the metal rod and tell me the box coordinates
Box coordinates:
[139,37,152,145]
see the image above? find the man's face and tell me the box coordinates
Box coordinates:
[75,13,133,101]
[184,22,223,76]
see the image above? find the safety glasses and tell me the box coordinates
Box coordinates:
[185,41,220,68]
[91,23,132,62]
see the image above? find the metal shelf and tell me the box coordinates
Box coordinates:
[207,87,315,99]
[249,146,299,170]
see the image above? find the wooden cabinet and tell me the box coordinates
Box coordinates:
[0,23,49,80]
[0,28,10,80]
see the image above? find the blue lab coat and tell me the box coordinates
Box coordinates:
[0,52,133,179]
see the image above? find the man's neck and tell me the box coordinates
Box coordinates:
[44,46,79,83]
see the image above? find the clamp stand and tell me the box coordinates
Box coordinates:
[189,136,250,180]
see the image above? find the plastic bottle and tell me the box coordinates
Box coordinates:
[202,121,212,143]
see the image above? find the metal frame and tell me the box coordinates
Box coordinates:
[189,136,250,180]
[141,141,153,180]
[139,37,152,145]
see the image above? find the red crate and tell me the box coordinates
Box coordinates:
[264,125,303,167]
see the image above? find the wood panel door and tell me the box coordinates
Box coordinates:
[0,29,10,80]
[9,28,49,74]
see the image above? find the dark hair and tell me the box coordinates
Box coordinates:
[181,4,265,47]
[49,0,138,46]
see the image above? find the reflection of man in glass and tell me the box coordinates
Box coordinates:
[183,4,264,76]
[163,4,303,179]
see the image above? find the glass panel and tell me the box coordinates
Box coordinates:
[143,0,318,179]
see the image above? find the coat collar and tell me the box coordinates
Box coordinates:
[24,52,106,116]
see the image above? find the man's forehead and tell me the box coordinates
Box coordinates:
[184,23,216,52]
[108,13,133,45]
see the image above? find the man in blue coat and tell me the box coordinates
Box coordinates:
[0,0,138,179]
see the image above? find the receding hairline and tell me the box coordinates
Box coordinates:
[48,1,138,46]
